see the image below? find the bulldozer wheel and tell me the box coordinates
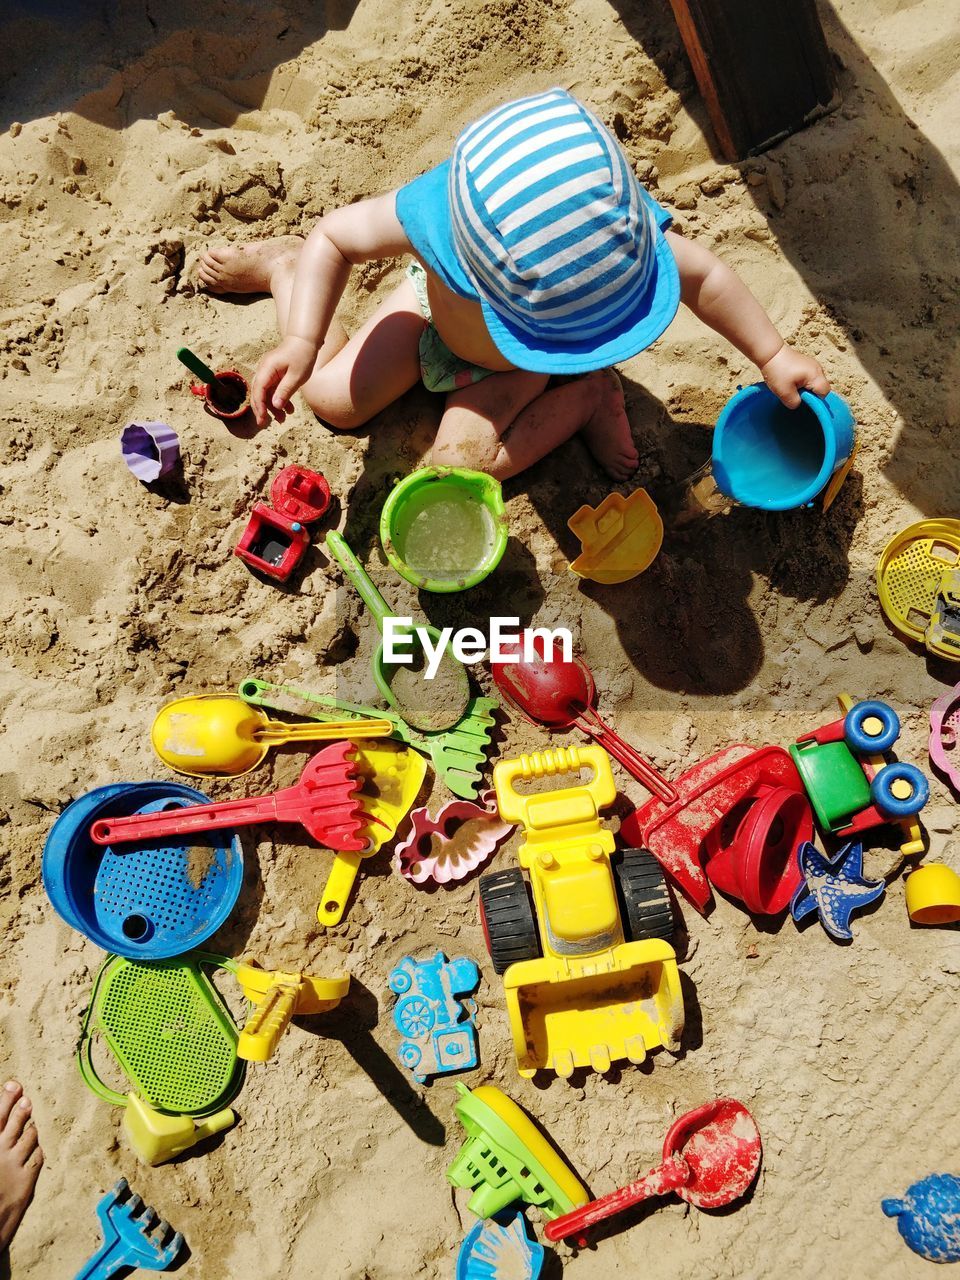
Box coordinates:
[614,848,675,943]
[478,868,540,975]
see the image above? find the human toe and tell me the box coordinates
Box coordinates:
[15,1120,39,1163]
[2,1096,32,1147]
[198,267,225,292]
[0,1082,22,1132]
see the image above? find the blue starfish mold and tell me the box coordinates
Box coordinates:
[790,841,885,941]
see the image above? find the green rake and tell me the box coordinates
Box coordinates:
[238,677,498,800]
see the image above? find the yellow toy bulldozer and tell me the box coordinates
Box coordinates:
[479,745,684,1079]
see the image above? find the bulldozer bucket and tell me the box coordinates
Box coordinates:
[503,939,683,1078]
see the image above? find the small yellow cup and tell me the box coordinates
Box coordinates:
[905,863,960,925]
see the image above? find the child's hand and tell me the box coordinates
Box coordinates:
[759,344,831,409]
[251,335,319,426]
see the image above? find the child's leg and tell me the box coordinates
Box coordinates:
[431,367,640,481]
[198,240,423,430]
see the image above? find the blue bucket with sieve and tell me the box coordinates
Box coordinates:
[42,782,243,959]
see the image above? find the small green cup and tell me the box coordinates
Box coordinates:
[380,466,508,593]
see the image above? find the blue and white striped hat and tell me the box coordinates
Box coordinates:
[395,88,680,374]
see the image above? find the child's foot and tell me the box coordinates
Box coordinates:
[197,236,302,294]
[0,1081,43,1253]
[579,368,640,482]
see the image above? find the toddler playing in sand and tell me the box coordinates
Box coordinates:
[198,88,829,481]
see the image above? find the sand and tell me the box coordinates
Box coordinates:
[1,0,959,1276]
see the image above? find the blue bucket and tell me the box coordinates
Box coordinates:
[42,782,243,959]
[712,384,856,511]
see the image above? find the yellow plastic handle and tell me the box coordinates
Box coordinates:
[317,850,364,926]
[493,744,615,829]
[193,1107,236,1143]
[237,984,298,1062]
[256,718,393,745]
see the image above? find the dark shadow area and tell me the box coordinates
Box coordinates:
[541,1245,565,1280]
[607,0,960,515]
[144,462,191,505]
[207,830,265,957]
[169,1240,192,1273]
[745,903,792,937]
[418,536,545,639]
[320,977,446,1146]
[168,1130,230,1170]
[0,0,360,133]
[219,409,260,441]
[527,378,861,696]
[677,969,703,1055]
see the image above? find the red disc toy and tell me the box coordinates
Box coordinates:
[703,785,810,914]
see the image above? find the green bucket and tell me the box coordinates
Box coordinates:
[380,466,508,593]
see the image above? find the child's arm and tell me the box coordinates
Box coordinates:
[666,230,830,408]
[251,192,413,425]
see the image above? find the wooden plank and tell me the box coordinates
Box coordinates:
[666,0,839,160]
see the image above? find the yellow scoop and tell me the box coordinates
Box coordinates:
[151,695,392,777]
[318,741,427,926]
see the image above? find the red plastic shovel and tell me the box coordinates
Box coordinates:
[90,742,369,852]
[545,1098,761,1245]
[491,632,678,804]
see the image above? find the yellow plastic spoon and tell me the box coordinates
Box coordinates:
[151,694,392,777]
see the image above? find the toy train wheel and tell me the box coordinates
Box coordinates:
[388,967,413,995]
[614,848,675,944]
[395,995,435,1037]
[478,868,540,975]
[871,763,929,818]
[398,1041,422,1071]
[845,700,900,754]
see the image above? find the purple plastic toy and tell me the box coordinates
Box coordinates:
[929,682,960,795]
[121,422,180,483]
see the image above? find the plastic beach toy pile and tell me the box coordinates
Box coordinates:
[41,381,960,1277]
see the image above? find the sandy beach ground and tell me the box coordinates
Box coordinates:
[1,0,959,1276]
